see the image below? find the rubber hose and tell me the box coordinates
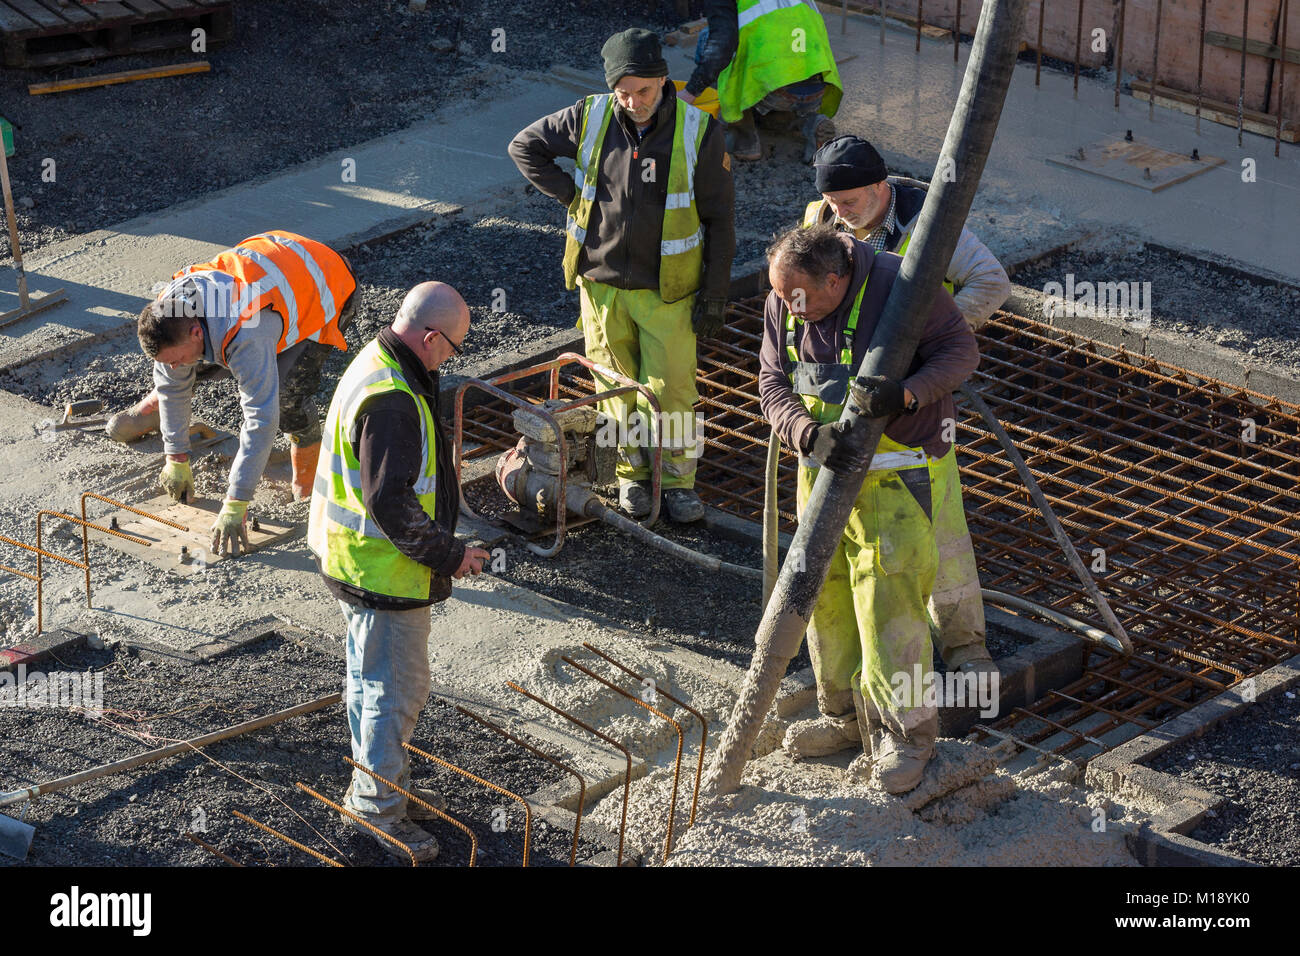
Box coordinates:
[981,588,1126,654]
[586,499,763,581]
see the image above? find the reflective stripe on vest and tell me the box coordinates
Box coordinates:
[562,94,708,303]
[306,338,440,600]
[717,0,844,123]
[171,230,355,365]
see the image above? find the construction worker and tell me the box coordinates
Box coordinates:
[308,282,491,863]
[124,231,357,556]
[680,1,844,163]
[805,135,1011,327]
[759,225,979,793]
[509,28,735,523]
[805,134,1009,676]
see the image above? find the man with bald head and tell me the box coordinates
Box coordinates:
[309,281,490,862]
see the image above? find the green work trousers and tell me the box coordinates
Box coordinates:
[577,279,701,489]
[798,437,970,736]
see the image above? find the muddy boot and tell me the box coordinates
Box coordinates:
[360,816,440,863]
[844,686,882,779]
[801,113,837,164]
[783,711,860,759]
[105,391,160,443]
[404,787,449,820]
[728,109,762,162]
[875,715,939,795]
[663,488,704,523]
[290,440,321,501]
[618,480,652,519]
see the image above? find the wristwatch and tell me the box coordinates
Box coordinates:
[904,393,919,415]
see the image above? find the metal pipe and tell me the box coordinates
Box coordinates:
[1114,0,1126,107]
[1037,0,1045,86]
[561,655,684,861]
[1195,0,1208,132]
[1240,0,1251,146]
[403,743,532,866]
[1149,0,1163,120]
[958,383,1132,653]
[1278,0,1291,156]
[506,680,632,866]
[0,693,341,808]
[705,0,1030,797]
[1074,0,1084,94]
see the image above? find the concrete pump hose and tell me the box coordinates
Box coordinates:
[586,499,763,581]
[762,429,781,606]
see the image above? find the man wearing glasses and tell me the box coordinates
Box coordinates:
[309,281,490,862]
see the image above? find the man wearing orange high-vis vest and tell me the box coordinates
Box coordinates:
[129,231,357,555]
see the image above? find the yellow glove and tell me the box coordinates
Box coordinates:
[210,499,250,557]
[159,459,194,502]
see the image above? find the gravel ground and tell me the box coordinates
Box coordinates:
[0,0,677,256]
[4,634,602,867]
[1014,240,1300,377]
[1147,687,1300,867]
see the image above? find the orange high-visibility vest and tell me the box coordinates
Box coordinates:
[170,230,356,364]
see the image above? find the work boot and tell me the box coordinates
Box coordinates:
[728,109,761,162]
[783,711,860,759]
[289,440,321,501]
[663,488,705,523]
[352,815,440,864]
[404,787,449,821]
[875,717,938,795]
[801,113,837,164]
[618,480,653,519]
[104,391,160,443]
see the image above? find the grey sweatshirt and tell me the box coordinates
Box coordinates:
[154,305,284,502]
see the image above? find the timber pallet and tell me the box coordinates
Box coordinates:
[0,0,232,69]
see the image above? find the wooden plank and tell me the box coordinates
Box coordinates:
[1046,136,1225,193]
[80,1,138,22]
[0,3,41,34]
[4,0,66,29]
[32,0,94,24]
[103,494,297,578]
[28,60,209,95]
[1205,30,1300,67]
[119,0,171,17]
[150,0,197,10]
[1131,81,1300,142]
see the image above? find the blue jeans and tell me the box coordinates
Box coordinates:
[340,601,432,822]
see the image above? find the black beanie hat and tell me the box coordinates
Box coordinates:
[601,28,669,89]
[813,135,889,193]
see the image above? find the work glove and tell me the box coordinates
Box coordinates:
[159,459,194,502]
[691,297,727,339]
[850,375,909,418]
[210,499,250,558]
[808,420,870,473]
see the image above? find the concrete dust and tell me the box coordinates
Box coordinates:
[589,739,1141,866]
